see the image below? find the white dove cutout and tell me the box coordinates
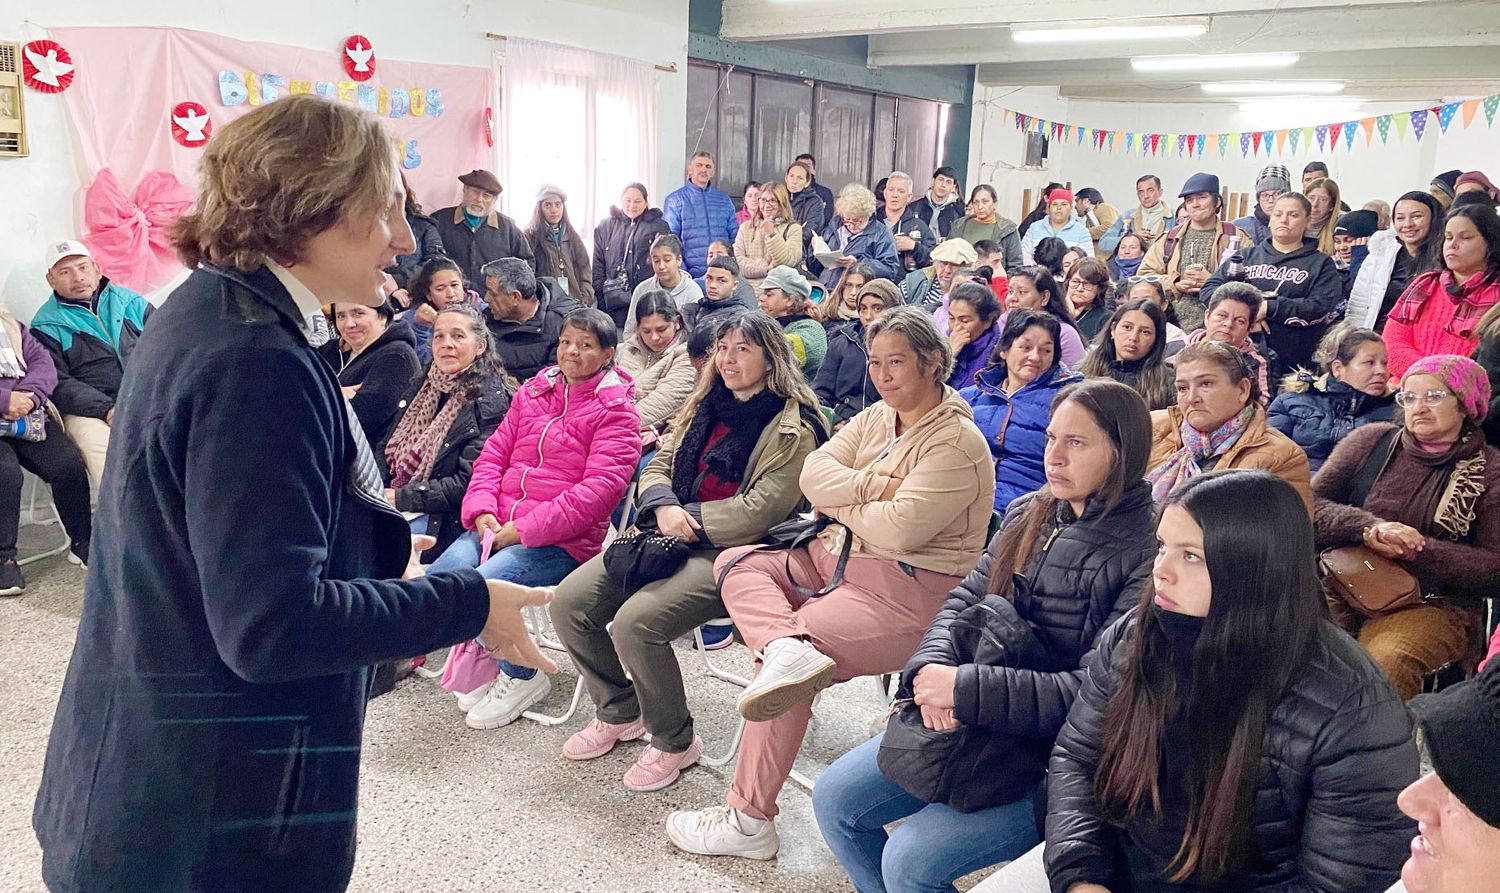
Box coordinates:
[345,42,374,73]
[173,108,210,142]
[24,46,74,87]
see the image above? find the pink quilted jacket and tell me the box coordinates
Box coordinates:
[460,364,641,562]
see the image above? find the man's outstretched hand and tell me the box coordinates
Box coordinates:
[479,581,557,674]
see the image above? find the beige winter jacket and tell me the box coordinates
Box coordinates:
[617,339,698,431]
[802,387,994,577]
[734,219,805,284]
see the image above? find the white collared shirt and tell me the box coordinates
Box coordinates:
[265,260,329,345]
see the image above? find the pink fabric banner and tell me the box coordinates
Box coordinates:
[52,25,491,247]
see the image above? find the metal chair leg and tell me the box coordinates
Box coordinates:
[522,673,587,726]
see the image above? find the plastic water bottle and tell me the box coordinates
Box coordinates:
[0,414,37,441]
[1219,234,1242,268]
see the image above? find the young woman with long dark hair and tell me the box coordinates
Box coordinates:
[1022,471,1417,893]
[1384,203,1500,377]
[1078,298,1175,410]
[1347,190,1446,332]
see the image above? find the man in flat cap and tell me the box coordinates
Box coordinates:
[434,169,535,288]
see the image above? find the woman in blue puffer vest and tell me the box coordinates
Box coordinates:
[1267,324,1395,473]
[962,309,1083,514]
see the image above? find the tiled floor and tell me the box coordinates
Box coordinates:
[0,553,1002,893]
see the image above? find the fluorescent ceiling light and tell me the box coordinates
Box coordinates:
[1132,53,1298,73]
[1012,17,1209,44]
[1202,80,1344,95]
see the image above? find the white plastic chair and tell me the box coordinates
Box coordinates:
[18,473,71,567]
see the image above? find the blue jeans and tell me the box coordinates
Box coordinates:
[427,533,579,680]
[812,734,1041,893]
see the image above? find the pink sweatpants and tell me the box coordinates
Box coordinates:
[713,539,961,820]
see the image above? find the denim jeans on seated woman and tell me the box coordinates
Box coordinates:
[426,532,580,680]
[812,734,1041,893]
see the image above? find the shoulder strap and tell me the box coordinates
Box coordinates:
[1347,426,1401,507]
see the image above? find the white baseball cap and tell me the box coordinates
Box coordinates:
[45,239,92,271]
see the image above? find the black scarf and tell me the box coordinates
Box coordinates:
[776,313,813,327]
[671,382,785,503]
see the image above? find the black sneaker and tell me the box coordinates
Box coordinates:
[0,559,25,597]
[69,540,90,570]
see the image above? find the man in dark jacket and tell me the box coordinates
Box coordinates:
[795,152,837,222]
[481,257,580,382]
[34,239,152,490]
[684,256,755,331]
[432,169,534,289]
[663,152,739,278]
[880,171,937,274]
[32,93,548,893]
[908,166,964,239]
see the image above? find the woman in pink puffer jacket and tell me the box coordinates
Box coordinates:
[429,308,641,730]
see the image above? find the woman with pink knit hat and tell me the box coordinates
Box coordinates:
[1312,353,1499,699]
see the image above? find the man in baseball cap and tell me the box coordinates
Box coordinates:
[1397,664,1500,893]
[35,238,153,490]
[432,168,535,289]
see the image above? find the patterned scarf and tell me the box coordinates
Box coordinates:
[383,367,472,489]
[0,312,26,379]
[1148,405,1256,504]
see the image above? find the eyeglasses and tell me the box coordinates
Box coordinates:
[1394,389,1453,409]
[1127,274,1165,284]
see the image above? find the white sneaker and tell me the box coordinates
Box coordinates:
[464,672,551,730]
[665,806,779,860]
[454,683,491,713]
[736,637,836,722]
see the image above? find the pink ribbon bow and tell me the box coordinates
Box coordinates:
[80,168,195,293]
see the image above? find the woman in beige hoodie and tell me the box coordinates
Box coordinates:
[667,306,995,860]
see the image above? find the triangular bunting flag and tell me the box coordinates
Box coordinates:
[1329,122,1343,149]
[1462,99,1480,129]
[1077,125,1086,145]
[1262,131,1273,156]
[1315,124,1328,151]
[1176,133,1186,156]
[1411,110,1428,141]
[1302,127,1315,151]
[1343,121,1357,150]
[1197,133,1207,157]
[1125,132,1136,154]
[1250,131,1262,155]
[1275,130,1287,155]
[1289,128,1301,153]
[1360,118,1376,145]
[1217,133,1229,157]
[1485,95,1499,126]
[1437,102,1459,133]
[1187,133,1197,155]
[1395,113,1409,140]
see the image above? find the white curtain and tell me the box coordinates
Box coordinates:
[496,37,658,245]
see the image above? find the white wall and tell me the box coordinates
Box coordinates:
[968,84,1500,224]
[0,0,688,320]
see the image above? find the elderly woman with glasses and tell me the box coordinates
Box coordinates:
[1312,354,1500,700]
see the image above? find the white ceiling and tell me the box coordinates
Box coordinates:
[719,0,1500,103]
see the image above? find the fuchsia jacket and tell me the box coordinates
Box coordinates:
[460,363,641,562]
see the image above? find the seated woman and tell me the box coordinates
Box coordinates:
[1077,298,1176,410]
[0,307,92,594]
[379,306,513,562]
[1268,325,1394,473]
[1117,275,1187,354]
[814,262,876,328]
[1148,340,1311,511]
[1031,237,1069,279]
[963,309,1083,514]
[1065,257,1113,341]
[1179,282,1274,403]
[550,312,824,791]
[1108,230,1147,281]
[756,265,828,382]
[318,300,422,445]
[734,183,804,289]
[1000,265,1088,368]
[616,292,699,445]
[814,279,902,429]
[813,379,1159,893]
[427,308,640,730]
[668,307,995,860]
[819,184,901,289]
[1313,354,1499,700]
[1383,204,1500,378]
[400,256,478,364]
[945,280,1003,391]
[987,471,1417,893]
[1060,245,1089,282]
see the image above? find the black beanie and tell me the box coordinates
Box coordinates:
[1334,210,1379,239]
[1431,169,1463,199]
[1409,663,1500,828]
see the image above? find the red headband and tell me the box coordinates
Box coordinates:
[1049,189,1075,204]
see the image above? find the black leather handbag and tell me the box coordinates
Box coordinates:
[603,529,691,596]
[877,576,1050,813]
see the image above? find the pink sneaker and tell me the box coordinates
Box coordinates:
[563,717,646,761]
[623,736,703,792]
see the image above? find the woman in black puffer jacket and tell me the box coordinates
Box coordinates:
[1024,471,1417,893]
[592,183,672,323]
[813,379,1158,893]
